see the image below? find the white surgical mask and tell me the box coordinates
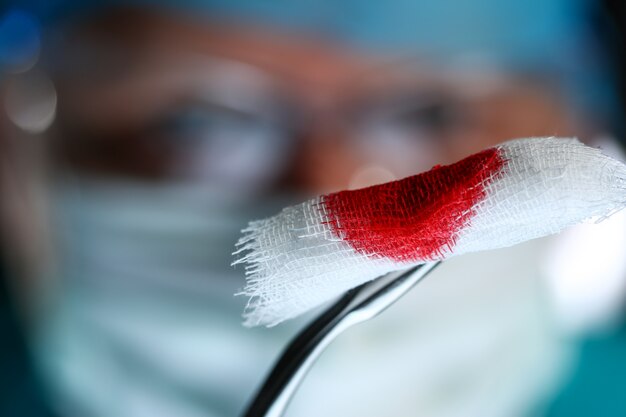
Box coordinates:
[33,178,301,417]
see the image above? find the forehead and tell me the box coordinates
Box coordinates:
[58,9,392,88]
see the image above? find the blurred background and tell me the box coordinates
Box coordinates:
[1,0,626,416]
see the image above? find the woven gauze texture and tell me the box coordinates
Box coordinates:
[323,148,506,263]
[234,137,626,326]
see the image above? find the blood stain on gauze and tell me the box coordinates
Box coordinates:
[234,137,626,327]
[323,148,506,262]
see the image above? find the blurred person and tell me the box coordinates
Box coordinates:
[1,1,625,417]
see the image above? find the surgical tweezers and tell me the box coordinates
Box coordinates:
[242,261,441,417]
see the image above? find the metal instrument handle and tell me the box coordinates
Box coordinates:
[242,262,440,417]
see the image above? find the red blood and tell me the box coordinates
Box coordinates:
[322,148,506,262]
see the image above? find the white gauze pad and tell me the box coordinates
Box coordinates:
[234,137,626,326]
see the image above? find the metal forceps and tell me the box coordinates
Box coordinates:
[242,261,441,417]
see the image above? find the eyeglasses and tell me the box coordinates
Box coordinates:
[45,48,571,195]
